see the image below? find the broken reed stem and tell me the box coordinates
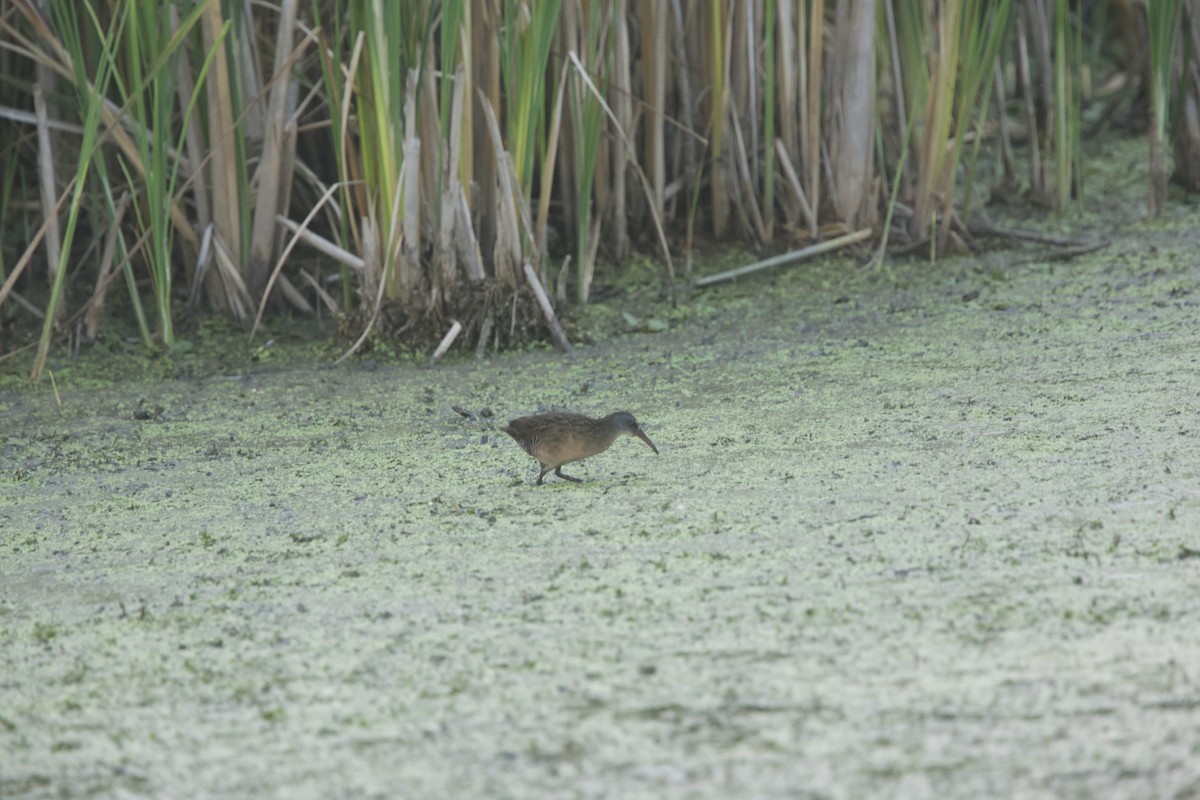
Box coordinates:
[430,319,463,363]
[275,214,365,270]
[522,260,573,354]
[695,229,873,287]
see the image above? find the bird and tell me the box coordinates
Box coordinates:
[501,411,659,485]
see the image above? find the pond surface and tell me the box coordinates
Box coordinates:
[2,172,1199,798]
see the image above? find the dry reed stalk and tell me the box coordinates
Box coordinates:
[276,215,365,271]
[252,184,349,341]
[776,0,798,160]
[473,3,500,267]
[705,0,730,236]
[881,0,910,198]
[588,23,612,268]
[359,214,380,313]
[331,30,368,263]
[398,71,422,305]
[400,133,422,301]
[555,255,571,304]
[831,0,875,226]
[805,0,824,232]
[669,0,697,221]
[774,138,817,233]
[188,224,214,312]
[32,84,62,296]
[335,226,389,366]
[556,0,581,294]
[210,236,253,320]
[298,269,338,315]
[233,2,264,139]
[1015,10,1043,198]
[992,59,1017,190]
[612,0,631,261]
[729,1,752,184]
[580,215,601,301]
[523,261,572,354]
[728,104,766,243]
[456,1,475,194]
[438,67,467,300]
[640,0,667,213]
[695,227,872,286]
[170,5,212,291]
[247,0,299,301]
[202,0,245,314]
[478,89,523,288]
[1025,0,1054,120]
[430,320,463,363]
[453,185,486,282]
[762,0,777,240]
[418,56,441,244]
[475,316,493,359]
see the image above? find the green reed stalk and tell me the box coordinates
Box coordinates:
[48,0,216,353]
[1146,0,1182,217]
[437,0,466,202]
[31,2,113,379]
[347,0,436,300]
[955,0,1010,224]
[502,0,562,200]
[122,0,179,347]
[889,0,927,198]
[573,1,608,302]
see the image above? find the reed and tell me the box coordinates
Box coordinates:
[503,0,561,202]
[1,0,1195,368]
[567,0,608,302]
[761,0,777,239]
[1147,0,1183,217]
[891,0,1010,246]
[1052,0,1080,211]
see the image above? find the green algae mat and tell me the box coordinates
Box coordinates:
[3,218,1199,797]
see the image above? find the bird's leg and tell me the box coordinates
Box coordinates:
[536,465,550,485]
[555,466,583,483]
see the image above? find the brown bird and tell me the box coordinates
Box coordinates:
[501,411,659,485]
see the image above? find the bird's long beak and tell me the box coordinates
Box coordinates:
[634,427,659,454]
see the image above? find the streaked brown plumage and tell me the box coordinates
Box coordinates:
[501,411,659,485]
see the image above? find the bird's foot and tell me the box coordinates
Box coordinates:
[555,466,583,483]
